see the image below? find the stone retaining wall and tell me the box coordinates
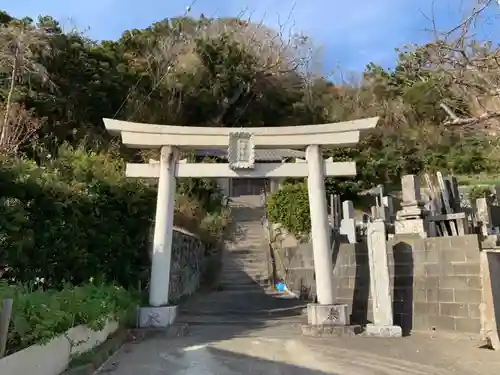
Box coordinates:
[168,228,207,301]
[276,234,483,335]
[148,226,221,303]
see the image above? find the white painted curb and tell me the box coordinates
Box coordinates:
[0,320,118,375]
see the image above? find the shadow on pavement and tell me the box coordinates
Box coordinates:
[99,332,337,374]
[176,269,309,348]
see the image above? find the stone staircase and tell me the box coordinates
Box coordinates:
[178,193,307,321]
[219,195,271,291]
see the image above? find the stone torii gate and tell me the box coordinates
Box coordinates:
[103,117,378,327]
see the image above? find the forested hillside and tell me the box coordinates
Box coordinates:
[1,10,498,185]
[0,7,499,285]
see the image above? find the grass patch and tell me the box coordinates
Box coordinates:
[66,328,129,372]
[0,282,138,356]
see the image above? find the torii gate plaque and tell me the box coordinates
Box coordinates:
[103,117,378,327]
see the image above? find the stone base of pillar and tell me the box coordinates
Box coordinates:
[364,323,402,338]
[307,303,348,326]
[301,324,362,337]
[138,305,178,328]
[129,323,188,340]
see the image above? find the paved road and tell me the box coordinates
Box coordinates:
[98,319,500,375]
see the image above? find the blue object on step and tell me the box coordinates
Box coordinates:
[275,282,286,292]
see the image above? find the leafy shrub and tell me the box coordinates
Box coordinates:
[266,183,310,241]
[0,281,138,355]
[469,185,494,204]
[0,144,227,289]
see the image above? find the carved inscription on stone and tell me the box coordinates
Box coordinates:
[228,132,255,169]
[324,307,340,323]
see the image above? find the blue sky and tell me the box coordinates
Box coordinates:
[3,0,500,74]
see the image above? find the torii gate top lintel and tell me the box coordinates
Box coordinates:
[102,117,379,149]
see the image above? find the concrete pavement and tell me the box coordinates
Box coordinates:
[97,319,500,375]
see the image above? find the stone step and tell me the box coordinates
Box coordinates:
[221,266,267,272]
[224,255,266,260]
[226,247,266,252]
[229,235,265,239]
[223,262,267,268]
[227,245,265,250]
[220,268,268,275]
[220,275,267,280]
[222,266,267,273]
[228,241,265,245]
[227,239,266,245]
[221,269,267,276]
[224,254,267,260]
[219,278,267,284]
[219,278,261,284]
[230,221,264,225]
[218,284,269,290]
[218,279,269,285]
[223,262,266,267]
[220,276,267,282]
[221,267,266,273]
[224,256,267,261]
[224,250,267,256]
[227,234,265,241]
[218,284,265,291]
[225,250,266,255]
[225,251,266,257]
[222,267,267,272]
[224,255,267,260]
[223,261,267,267]
[219,272,269,280]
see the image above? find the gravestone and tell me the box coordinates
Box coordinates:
[477,197,493,236]
[340,200,357,243]
[395,175,428,237]
[444,175,460,212]
[494,185,500,206]
[382,196,394,222]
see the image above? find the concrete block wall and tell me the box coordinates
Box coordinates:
[281,234,483,335]
[390,235,481,335]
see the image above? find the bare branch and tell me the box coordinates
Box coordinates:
[0,103,44,155]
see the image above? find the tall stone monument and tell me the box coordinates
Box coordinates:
[395,175,428,237]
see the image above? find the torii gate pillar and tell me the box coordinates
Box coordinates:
[149,146,179,307]
[306,145,334,305]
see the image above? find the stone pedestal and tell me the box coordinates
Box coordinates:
[307,303,348,326]
[138,305,178,328]
[364,324,402,338]
[301,324,362,337]
[302,303,360,337]
[394,218,428,238]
